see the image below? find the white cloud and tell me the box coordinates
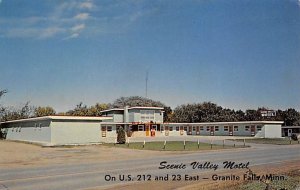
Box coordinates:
[63,33,79,40]
[4,26,65,39]
[71,24,85,33]
[74,13,89,20]
[39,27,65,39]
[79,1,94,9]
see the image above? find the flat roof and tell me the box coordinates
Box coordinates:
[282,126,300,128]
[164,121,284,125]
[99,121,283,125]
[0,115,113,124]
[128,107,164,110]
[100,108,125,113]
[101,106,164,113]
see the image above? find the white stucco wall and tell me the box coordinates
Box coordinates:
[4,120,51,144]
[50,121,100,145]
[263,124,281,138]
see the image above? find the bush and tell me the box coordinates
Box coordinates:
[117,127,126,144]
[291,133,298,141]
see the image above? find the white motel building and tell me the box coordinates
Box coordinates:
[0,106,283,145]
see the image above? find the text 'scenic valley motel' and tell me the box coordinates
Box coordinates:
[0,106,283,145]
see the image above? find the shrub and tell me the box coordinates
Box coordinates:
[291,133,298,141]
[117,127,126,144]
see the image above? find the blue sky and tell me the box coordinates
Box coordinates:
[0,0,300,112]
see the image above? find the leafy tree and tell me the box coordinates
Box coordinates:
[245,109,262,121]
[0,89,7,138]
[66,102,109,116]
[87,103,109,116]
[163,106,173,122]
[1,102,35,121]
[172,104,199,123]
[111,96,166,108]
[235,110,246,121]
[34,106,56,117]
[66,102,89,116]
[0,89,7,98]
[284,108,300,126]
[172,102,238,123]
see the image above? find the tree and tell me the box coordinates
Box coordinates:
[163,106,173,122]
[86,103,109,116]
[0,89,7,98]
[284,108,300,126]
[111,96,166,108]
[0,102,35,121]
[34,106,56,117]
[0,89,7,138]
[66,102,89,116]
[66,102,109,116]
[245,109,262,121]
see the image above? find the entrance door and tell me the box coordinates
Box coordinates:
[196,126,200,135]
[288,129,292,137]
[151,125,157,131]
[250,125,255,136]
[145,124,150,136]
[151,125,157,137]
[210,126,215,136]
[229,126,233,136]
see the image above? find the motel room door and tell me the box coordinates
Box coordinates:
[250,125,256,136]
[288,129,292,137]
[188,126,192,135]
[210,126,215,136]
[229,126,233,136]
[196,126,200,135]
[165,126,169,136]
[180,126,184,135]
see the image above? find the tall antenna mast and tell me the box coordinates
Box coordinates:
[146,70,148,98]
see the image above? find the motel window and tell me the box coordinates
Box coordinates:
[140,110,155,121]
[215,126,219,131]
[184,126,187,131]
[169,127,173,131]
[200,126,204,131]
[138,125,144,131]
[192,126,196,131]
[245,126,250,131]
[234,126,238,131]
[107,126,112,132]
[224,126,229,131]
[176,126,180,131]
[257,126,262,131]
[206,126,210,131]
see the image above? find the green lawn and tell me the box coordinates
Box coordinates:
[102,141,247,151]
[234,138,300,145]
